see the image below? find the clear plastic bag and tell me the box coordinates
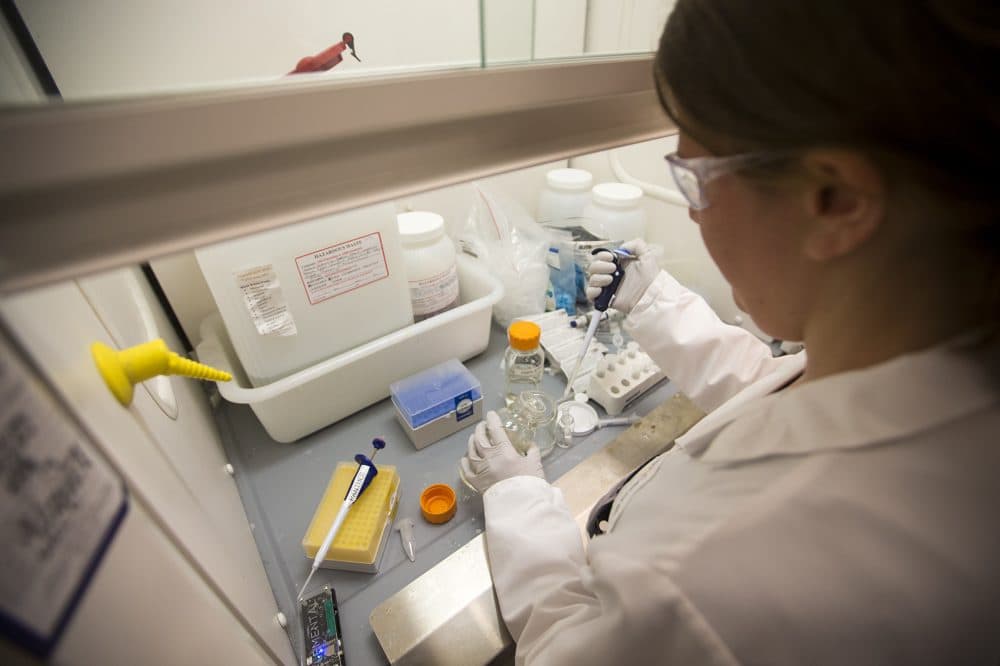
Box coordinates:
[458,184,552,327]
[544,228,578,315]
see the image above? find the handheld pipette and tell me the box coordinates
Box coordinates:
[562,248,632,400]
[297,437,386,601]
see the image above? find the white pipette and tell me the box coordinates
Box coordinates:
[297,438,386,601]
[562,310,603,400]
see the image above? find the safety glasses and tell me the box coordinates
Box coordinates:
[665,150,793,210]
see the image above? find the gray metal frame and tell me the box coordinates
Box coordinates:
[0,55,671,293]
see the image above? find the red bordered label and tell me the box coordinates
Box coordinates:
[294,232,390,305]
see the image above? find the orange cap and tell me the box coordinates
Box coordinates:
[508,321,541,351]
[420,484,457,524]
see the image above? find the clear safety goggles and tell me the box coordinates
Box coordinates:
[665,150,793,210]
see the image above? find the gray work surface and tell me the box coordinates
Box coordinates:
[214,322,679,666]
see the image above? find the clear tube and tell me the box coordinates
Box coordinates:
[556,411,575,448]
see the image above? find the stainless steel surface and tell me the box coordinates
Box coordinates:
[370,535,510,666]
[0,56,672,293]
[370,393,705,665]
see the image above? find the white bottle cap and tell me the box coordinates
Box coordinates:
[592,182,643,208]
[546,168,593,192]
[397,211,445,244]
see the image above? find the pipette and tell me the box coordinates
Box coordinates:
[297,437,386,601]
[562,248,632,400]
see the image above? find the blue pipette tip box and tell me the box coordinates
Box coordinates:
[390,359,483,449]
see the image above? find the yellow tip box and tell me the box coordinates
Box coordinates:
[302,463,399,573]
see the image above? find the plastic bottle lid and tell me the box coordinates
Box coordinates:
[397,211,445,244]
[591,182,643,209]
[508,320,541,351]
[420,484,457,524]
[546,168,593,192]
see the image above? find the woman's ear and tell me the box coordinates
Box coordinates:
[799,150,886,262]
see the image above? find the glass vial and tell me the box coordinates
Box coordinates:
[504,321,544,407]
[498,390,557,458]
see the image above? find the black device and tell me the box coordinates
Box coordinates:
[300,585,345,666]
[590,247,631,312]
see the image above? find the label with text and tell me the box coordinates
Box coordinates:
[409,264,459,320]
[234,264,298,336]
[0,335,127,656]
[295,233,389,305]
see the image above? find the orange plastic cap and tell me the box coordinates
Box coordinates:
[508,321,541,351]
[420,484,457,524]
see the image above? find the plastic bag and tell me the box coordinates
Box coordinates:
[458,184,551,327]
[544,228,577,315]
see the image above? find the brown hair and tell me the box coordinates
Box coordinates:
[656,0,999,319]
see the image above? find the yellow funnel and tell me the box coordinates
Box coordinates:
[91,339,231,406]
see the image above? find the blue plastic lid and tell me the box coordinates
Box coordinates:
[390,359,482,428]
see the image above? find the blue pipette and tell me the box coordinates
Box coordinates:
[562,247,633,400]
[297,437,387,600]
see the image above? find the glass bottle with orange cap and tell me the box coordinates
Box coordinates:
[504,320,545,407]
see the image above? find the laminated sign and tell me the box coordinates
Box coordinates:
[0,332,127,657]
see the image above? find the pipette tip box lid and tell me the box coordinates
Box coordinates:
[390,358,483,449]
[302,462,399,573]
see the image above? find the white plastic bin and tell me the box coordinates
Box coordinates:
[196,255,503,442]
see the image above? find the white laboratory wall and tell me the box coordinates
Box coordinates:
[483,0,534,64]
[484,0,587,63]
[534,0,587,59]
[15,0,481,99]
[585,0,677,53]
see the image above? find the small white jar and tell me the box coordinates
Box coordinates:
[397,211,460,321]
[582,182,646,241]
[537,168,594,226]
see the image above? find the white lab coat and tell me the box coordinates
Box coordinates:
[483,271,1000,665]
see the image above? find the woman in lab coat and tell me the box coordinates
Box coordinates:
[460,1,999,664]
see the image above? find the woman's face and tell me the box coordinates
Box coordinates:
[677,131,816,341]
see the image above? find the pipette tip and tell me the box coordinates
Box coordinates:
[297,569,317,602]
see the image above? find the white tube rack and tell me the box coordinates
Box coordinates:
[587,341,666,416]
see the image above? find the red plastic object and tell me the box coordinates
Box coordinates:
[289,32,360,75]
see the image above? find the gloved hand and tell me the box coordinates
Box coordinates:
[459,411,545,494]
[585,238,660,314]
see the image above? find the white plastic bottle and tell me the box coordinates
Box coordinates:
[582,182,646,241]
[536,168,594,226]
[397,211,460,321]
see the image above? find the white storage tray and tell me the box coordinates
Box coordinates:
[196,254,503,442]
